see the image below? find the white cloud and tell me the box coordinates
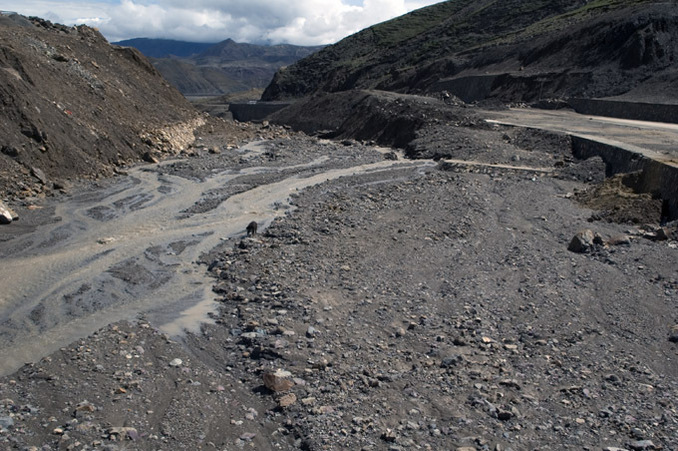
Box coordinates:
[2,0,445,45]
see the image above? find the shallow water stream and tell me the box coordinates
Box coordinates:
[0,144,431,376]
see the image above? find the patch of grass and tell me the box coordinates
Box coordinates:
[522,0,655,37]
[369,1,468,48]
[464,0,655,49]
[275,0,662,95]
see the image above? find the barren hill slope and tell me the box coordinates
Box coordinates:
[0,14,203,201]
[262,0,678,103]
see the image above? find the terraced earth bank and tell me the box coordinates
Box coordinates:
[0,103,677,451]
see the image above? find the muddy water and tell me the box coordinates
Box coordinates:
[0,145,431,376]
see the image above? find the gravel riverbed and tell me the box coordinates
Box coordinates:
[1,116,677,451]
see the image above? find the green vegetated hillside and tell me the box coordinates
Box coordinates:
[262,0,678,103]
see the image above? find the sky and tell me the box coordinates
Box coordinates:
[2,0,445,45]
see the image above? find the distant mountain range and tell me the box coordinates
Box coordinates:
[113,38,214,58]
[114,38,323,97]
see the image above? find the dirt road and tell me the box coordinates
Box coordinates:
[485,108,678,165]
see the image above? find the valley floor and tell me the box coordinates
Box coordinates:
[1,113,677,451]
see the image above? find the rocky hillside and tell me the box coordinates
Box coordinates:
[117,38,323,96]
[0,13,203,202]
[262,0,678,103]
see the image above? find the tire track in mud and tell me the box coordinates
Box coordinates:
[0,145,433,376]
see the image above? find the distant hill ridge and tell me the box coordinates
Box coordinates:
[114,38,323,96]
[262,0,678,104]
[113,38,215,58]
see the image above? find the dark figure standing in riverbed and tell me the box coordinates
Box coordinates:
[246,221,258,236]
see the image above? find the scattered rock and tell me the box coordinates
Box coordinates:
[238,237,256,249]
[0,201,17,224]
[108,426,138,440]
[629,440,656,450]
[497,409,513,421]
[263,370,294,392]
[301,397,316,406]
[381,428,397,442]
[1,145,19,157]
[278,393,297,408]
[75,401,96,413]
[0,416,14,430]
[240,432,256,441]
[142,151,159,164]
[669,325,678,343]
[607,234,631,246]
[31,167,48,185]
[168,358,183,367]
[306,326,319,338]
[441,354,464,368]
[568,229,596,253]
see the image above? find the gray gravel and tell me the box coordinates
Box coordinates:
[1,119,677,451]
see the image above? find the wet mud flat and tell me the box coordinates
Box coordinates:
[0,123,677,450]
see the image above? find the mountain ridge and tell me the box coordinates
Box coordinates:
[112,38,215,58]
[114,37,323,96]
[262,0,678,103]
